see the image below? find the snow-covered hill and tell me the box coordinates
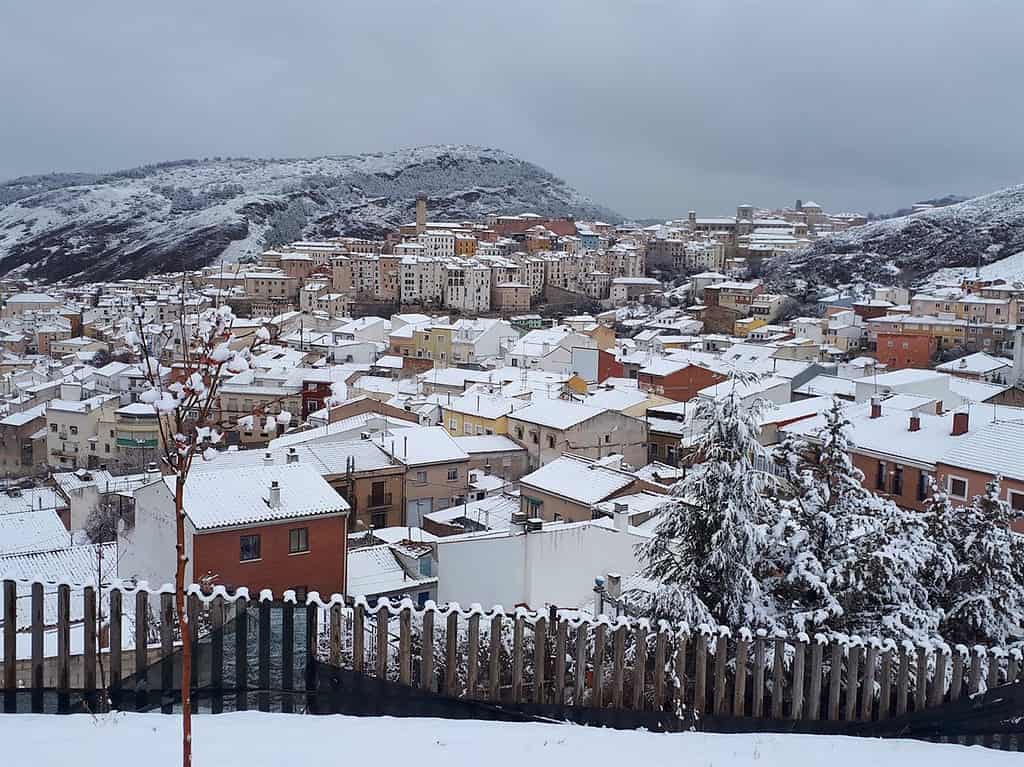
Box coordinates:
[0,145,620,283]
[766,184,1024,290]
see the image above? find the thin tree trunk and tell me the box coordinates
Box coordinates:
[175,474,192,767]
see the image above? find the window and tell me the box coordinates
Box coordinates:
[947,476,968,500]
[105,444,110,454]
[447,468,458,481]
[531,431,539,445]
[524,496,543,516]
[239,534,261,562]
[70,426,78,435]
[917,471,929,502]
[449,418,458,432]
[288,527,309,554]
[546,435,555,448]
[418,557,432,577]
[892,466,903,496]
[876,461,887,491]
[50,424,57,433]
[1008,490,1024,512]
[515,426,523,439]
[415,470,427,484]
[604,435,611,444]
[371,511,387,529]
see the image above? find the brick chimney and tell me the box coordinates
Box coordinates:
[870,395,882,419]
[908,411,920,432]
[952,411,969,436]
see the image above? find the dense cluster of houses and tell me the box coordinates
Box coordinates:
[1,200,1023,656]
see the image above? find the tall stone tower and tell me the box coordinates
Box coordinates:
[415,193,427,234]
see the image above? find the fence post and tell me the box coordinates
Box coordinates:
[187,593,200,703]
[83,585,97,710]
[712,632,728,716]
[878,644,893,720]
[771,636,786,719]
[352,602,365,675]
[592,623,606,708]
[134,589,148,711]
[950,645,965,702]
[844,640,861,721]
[329,602,342,668]
[554,619,567,706]
[694,628,708,715]
[930,645,948,709]
[31,582,44,713]
[806,635,824,721]
[653,626,667,711]
[305,600,319,713]
[375,603,389,680]
[674,630,689,713]
[400,606,413,687]
[861,640,879,721]
[445,610,459,697]
[420,608,434,693]
[512,614,525,703]
[109,588,122,709]
[986,648,1000,692]
[914,646,928,712]
[752,630,766,718]
[573,622,587,707]
[257,597,271,712]
[466,612,479,697]
[159,591,173,714]
[731,630,749,717]
[235,594,248,712]
[534,616,547,705]
[281,597,295,713]
[790,635,806,721]
[895,642,911,715]
[2,580,15,713]
[487,613,500,702]
[210,595,225,714]
[632,622,647,711]
[611,623,626,709]
[57,584,71,714]
[827,640,842,721]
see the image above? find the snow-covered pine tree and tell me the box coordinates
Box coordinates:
[935,478,1024,645]
[772,398,940,641]
[635,374,777,629]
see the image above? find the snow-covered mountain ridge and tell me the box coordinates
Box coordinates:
[766,184,1024,290]
[0,145,620,283]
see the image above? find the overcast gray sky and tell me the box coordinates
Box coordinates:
[2,1,1022,218]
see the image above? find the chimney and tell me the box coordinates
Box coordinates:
[952,411,969,436]
[286,447,299,464]
[870,395,882,419]
[687,210,696,227]
[510,510,527,533]
[525,518,543,532]
[613,501,629,533]
[908,411,920,432]
[605,572,622,600]
[263,451,274,465]
[268,480,281,508]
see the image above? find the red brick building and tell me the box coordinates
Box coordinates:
[875,332,937,370]
[637,359,727,402]
[128,462,351,598]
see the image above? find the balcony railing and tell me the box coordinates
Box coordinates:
[366,493,393,509]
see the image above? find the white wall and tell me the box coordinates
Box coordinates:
[435,522,640,610]
[118,480,178,588]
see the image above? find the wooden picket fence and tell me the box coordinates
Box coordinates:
[2,578,1023,741]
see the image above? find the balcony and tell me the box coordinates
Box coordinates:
[366,493,393,509]
[116,433,159,449]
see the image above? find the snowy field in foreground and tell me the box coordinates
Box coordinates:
[3,712,1019,766]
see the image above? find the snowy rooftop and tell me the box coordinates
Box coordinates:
[370,426,468,467]
[452,435,525,454]
[0,509,70,556]
[173,463,349,530]
[347,544,435,597]
[520,455,634,504]
[507,399,605,430]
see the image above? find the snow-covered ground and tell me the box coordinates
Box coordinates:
[927,249,1024,287]
[4,712,1017,766]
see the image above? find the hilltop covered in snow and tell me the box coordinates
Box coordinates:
[0,145,620,283]
[767,184,1024,290]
